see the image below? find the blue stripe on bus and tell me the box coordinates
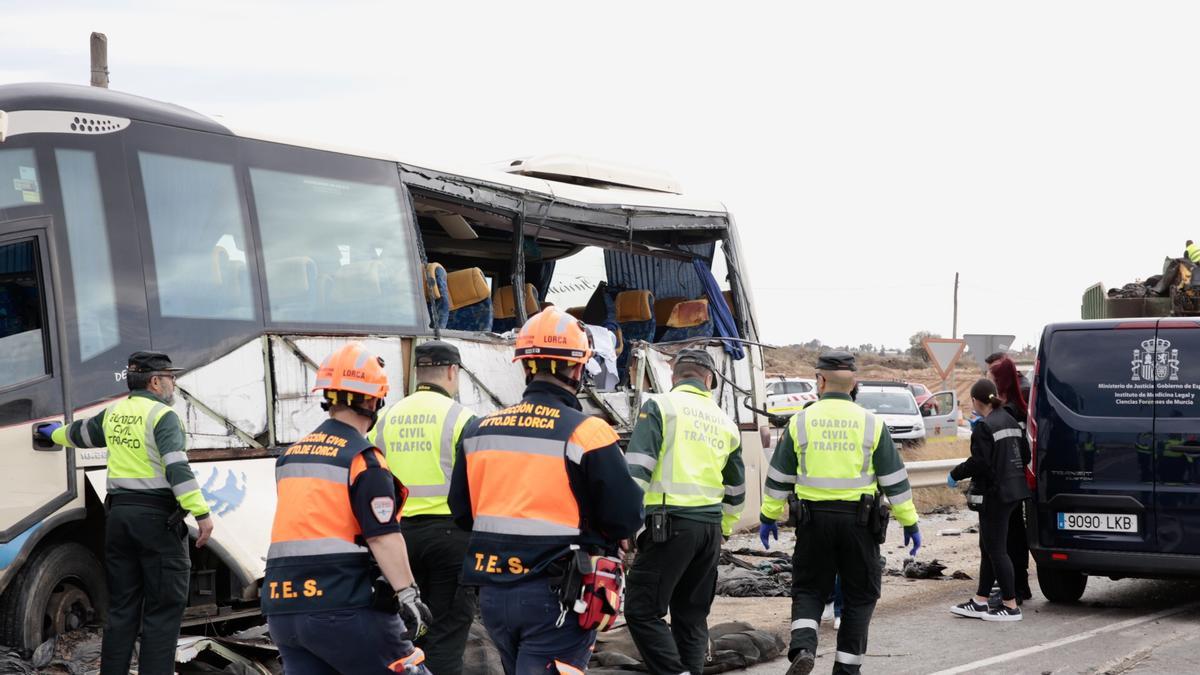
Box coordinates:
[0,523,41,570]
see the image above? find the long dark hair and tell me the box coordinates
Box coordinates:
[988,356,1027,410]
[970,378,1002,410]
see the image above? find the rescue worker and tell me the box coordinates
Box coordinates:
[263,342,432,674]
[624,348,745,675]
[448,307,644,674]
[1187,239,1200,264]
[372,340,477,675]
[35,351,212,675]
[759,351,921,675]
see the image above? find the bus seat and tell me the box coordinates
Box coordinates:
[266,256,319,320]
[492,283,539,333]
[213,246,249,313]
[660,298,713,343]
[565,306,586,320]
[446,268,492,331]
[653,296,685,341]
[722,290,735,313]
[424,263,450,329]
[615,289,655,372]
[331,260,384,306]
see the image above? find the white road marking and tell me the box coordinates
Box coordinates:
[926,601,1200,674]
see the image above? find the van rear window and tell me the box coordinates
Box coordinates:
[1045,329,1155,417]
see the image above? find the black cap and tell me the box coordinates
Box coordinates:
[128,351,183,374]
[414,340,461,367]
[815,350,856,372]
[674,348,716,373]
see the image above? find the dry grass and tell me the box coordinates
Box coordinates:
[914,486,963,514]
[906,438,970,461]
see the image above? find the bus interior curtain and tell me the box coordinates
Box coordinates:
[692,257,745,360]
[603,244,713,300]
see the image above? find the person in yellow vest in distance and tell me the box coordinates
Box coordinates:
[624,348,745,675]
[760,350,921,675]
[36,351,212,675]
[372,340,478,675]
[1187,240,1200,264]
[263,342,432,674]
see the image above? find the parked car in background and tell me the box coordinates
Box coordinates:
[766,376,818,425]
[906,381,933,406]
[855,383,926,446]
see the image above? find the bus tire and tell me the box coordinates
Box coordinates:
[0,541,107,653]
[1037,567,1087,603]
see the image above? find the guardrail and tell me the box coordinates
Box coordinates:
[906,458,963,488]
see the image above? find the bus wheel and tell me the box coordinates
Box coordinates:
[0,542,107,653]
[1037,567,1087,603]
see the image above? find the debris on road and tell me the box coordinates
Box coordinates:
[903,558,948,579]
[0,628,104,674]
[716,549,792,597]
[592,621,784,673]
[952,570,972,580]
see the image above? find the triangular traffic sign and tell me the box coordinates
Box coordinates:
[923,338,966,380]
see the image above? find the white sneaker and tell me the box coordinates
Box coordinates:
[833,616,842,630]
[982,605,1023,622]
[821,602,834,622]
[950,599,990,619]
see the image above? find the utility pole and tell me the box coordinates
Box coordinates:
[90,32,109,88]
[952,272,959,339]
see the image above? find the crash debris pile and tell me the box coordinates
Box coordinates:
[0,629,102,675]
[715,549,792,598]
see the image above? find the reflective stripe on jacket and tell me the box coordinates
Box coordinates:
[373,387,473,517]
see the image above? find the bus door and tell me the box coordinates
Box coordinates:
[0,218,72,543]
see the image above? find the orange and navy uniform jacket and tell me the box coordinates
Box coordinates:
[262,418,407,615]
[448,381,644,585]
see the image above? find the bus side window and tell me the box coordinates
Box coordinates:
[55,149,120,361]
[138,152,255,321]
[0,239,48,388]
[0,149,42,209]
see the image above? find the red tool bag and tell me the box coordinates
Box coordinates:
[574,555,624,631]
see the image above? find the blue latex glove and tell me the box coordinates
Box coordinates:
[968,412,982,429]
[904,525,922,556]
[946,473,957,489]
[759,522,779,550]
[35,421,62,443]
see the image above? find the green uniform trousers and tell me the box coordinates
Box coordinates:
[100,503,191,675]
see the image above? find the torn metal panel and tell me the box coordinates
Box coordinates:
[176,635,274,674]
[87,458,277,593]
[443,337,525,416]
[174,340,267,450]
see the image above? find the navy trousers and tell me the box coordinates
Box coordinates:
[479,580,596,674]
[268,607,429,674]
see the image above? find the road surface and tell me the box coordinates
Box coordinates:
[741,575,1200,674]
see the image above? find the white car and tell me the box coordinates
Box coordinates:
[766,377,818,425]
[855,384,926,445]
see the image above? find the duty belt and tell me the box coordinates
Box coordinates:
[803,500,859,514]
[107,493,177,511]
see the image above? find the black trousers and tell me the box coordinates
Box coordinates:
[100,504,191,675]
[976,500,1020,601]
[402,516,476,675]
[1007,499,1031,596]
[790,509,880,675]
[626,517,722,675]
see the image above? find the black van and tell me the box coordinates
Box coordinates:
[1030,318,1200,602]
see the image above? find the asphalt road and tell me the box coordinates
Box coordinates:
[742,574,1200,674]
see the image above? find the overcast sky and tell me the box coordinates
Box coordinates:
[5,2,1198,351]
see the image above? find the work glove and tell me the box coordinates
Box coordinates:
[396,585,432,642]
[946,473,957,489]
[34,421,62,444]
[904,525,922,557]
[759,522,779,550]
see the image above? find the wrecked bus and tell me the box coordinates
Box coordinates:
[0,82,768,651]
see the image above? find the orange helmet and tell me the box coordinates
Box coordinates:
[313,342,389,401]
[513,307,593,366]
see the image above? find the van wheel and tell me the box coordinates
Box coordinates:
[1037,567,1087,603]
[0,542,107,653]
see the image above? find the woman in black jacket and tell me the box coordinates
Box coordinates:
[989,356,1033,601]
[947,379,1033,622]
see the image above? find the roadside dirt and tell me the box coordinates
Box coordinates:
[713,508,984,639]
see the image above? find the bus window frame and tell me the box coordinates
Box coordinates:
[123,122,266,364]
[239,138,427,335]
[35,133,151,405]
[0,219,63,401]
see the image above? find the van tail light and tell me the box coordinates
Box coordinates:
[1026,359,1039,490]
[1051,552,1068,561]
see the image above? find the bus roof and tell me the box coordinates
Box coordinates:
[0,82,729,216]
